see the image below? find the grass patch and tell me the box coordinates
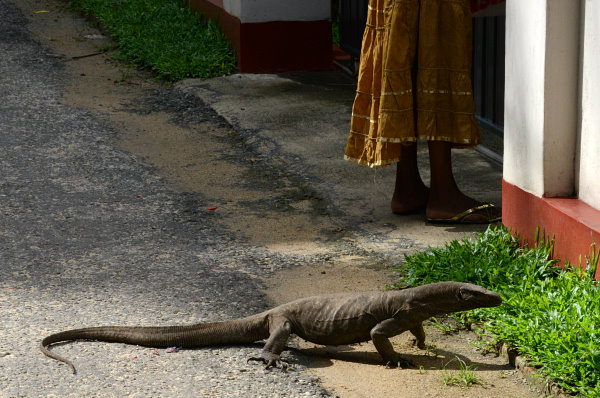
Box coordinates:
[441,357,481,388]
[331,14,340,47]
[331,0,340,46]
[391,226,600,397]
[69,0,236,81]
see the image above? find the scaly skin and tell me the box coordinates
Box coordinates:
[41,281,502,373]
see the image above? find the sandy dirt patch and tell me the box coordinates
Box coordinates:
[265,260,540,398]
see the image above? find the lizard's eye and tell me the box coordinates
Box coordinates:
[458,288,476,301]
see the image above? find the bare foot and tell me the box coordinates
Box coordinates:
[426,141,501,223]
[391,184,429,214]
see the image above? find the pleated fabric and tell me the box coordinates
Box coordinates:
[345,0,480,168]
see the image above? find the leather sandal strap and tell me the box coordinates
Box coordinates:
[449,203,496,222]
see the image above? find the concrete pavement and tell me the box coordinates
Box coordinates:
[176,72,502,261]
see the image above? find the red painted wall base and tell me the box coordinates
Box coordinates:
[502,179,600,278]
[188,0,333,73]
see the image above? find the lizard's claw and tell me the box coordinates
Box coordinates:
[385,357,416,369]
[411,338,426,350]
[247,353,292,371]
[247,356,288,370]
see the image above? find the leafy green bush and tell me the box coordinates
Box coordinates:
[392,227,600,397]
[71,0,236,80]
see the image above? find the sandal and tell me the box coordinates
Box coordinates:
[426,203,501,224]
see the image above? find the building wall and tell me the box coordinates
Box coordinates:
[542,0,580,197]
[188,0,332,73]
[222,0,330,23]
[579,0,600,209]
[503,0,546,196]
[503,0,579,198]
[503,0,600,274]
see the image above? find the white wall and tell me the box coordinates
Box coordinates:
[579,0,600,208]
[222,0,330,23]
[504,0,580,197]
[504,0,547,196]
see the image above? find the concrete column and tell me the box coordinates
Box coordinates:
[579,0,600,208]
[504,0,580,197]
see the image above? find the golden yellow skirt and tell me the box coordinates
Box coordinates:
[344,0,480,168]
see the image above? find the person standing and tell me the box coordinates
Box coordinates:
[344,0,501,224]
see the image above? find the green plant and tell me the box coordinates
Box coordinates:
[119,64,132,82]
[424,343,439,358]
[441,357,480,388]
[581,240,599,279]
[393,227,560,292]
[450,312,473,331]
[331,15,340,47]
[430,317,459,335]
[470,328,501,356]
[68,0,236,80]
[331,0,340,46]
[393,226,600,397]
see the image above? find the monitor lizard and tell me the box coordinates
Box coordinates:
[41,281,502,374]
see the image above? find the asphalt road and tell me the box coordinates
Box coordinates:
[0,2,328,396]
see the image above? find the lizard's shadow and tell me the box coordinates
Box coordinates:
[290,345,512,371]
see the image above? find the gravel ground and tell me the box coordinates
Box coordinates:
[0,2,328,396]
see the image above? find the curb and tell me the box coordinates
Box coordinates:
[500,344,571,398]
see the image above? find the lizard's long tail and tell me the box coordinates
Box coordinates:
[41,314,270,374]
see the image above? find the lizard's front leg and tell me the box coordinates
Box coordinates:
[410,323,426,349]
[248,316,291,369]
[370,318,415,368]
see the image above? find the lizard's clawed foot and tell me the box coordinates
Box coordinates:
[411,338,426,349]
[247,352,292,371]
[384,356,416,369]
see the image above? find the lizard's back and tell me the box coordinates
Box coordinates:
[272,291,395,345]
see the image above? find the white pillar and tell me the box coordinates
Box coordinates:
[579,0,600,208]
[504,0,580,197]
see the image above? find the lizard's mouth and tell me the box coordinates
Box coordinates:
[486,295,503,307]
[480,291,503,307]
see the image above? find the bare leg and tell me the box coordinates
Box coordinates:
[426,141,499,222]
[391,143,429,214]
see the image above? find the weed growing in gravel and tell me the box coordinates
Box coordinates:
[68,0,236,80]
[423,344,439,359]
[430,317,459,335]
[441,357,480,388]
[392,226,600,397]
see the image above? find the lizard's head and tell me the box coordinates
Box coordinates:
[454,282,502,310]
[411,281,502,314]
